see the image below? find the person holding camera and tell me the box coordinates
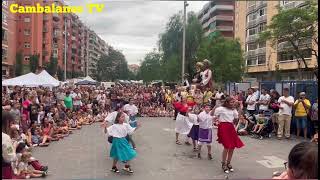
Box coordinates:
[293,92,311,139]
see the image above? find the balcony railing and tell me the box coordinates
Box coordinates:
[203,15,234,28]
[277,39,312,51]
[246,34,259,43]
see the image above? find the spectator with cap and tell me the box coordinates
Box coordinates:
[277,88,294,140]
[294,92,311,139]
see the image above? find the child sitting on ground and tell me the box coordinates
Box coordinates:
[16,152,47,178]
[236,113,248,136]
[251,111,267,138]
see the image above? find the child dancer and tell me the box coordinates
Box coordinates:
[175,97,192,145]
[197,103,214,160]
[187,107,200,151]
[106,112,139,174]
[214,97,244,174]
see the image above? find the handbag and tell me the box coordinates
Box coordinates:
[107,136,113,143]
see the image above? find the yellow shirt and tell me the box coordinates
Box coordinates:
[203,91,213,103]
[294,99,311,117]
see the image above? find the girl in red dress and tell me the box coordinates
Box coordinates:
[214,97,244,174]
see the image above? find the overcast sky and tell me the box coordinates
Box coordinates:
[67,0,209,65]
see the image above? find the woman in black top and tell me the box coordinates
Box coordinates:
[269,90,280,133]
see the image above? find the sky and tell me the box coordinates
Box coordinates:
[67,0,209,65]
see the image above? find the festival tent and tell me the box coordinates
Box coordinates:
[75,80,98,85]
[37,70,60,87]
[2,73,46,87]
[82,76,96,82]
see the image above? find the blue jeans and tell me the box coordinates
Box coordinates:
[296,116,308,129]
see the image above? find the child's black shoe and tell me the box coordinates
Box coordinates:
[111,166,120,173]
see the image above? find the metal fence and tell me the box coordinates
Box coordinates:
[225,80,318,103]
[225,80,318,138]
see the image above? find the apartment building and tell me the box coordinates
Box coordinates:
[235,1,317,81]
[87,29,109,77]
[2,0,17,78]
[4,0,109,79]
[198,0,235,38]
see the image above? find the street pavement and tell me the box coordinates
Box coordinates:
[32,117,305,180]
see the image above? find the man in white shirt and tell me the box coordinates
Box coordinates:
[258,88,271,111]
[71,88,82,111]
[277,88,294,139]
[245,88,257,116]
[252,86,260,101]
[214,89,224,107]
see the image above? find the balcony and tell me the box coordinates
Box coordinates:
[53,13,60,21]
[2,55,7,62]
[71,36,76,41]
[212,25,233,31]
[277,39,312,51]
[246,34,259,43]
[203,15,234,28]
[247,1,267,14]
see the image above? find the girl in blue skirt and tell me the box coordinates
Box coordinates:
[106,112,140,173]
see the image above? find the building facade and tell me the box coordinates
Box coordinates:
[198,0,235,38]
[3,0,108,79]
[235,1,317,81]
[2,0,17,78]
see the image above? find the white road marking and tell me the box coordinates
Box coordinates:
[163,128,174,132]
[256,156,286,168]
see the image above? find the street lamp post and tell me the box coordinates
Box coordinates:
[64,18,67,81]
[182,1,188,83]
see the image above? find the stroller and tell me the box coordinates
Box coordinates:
[252,110,274,139]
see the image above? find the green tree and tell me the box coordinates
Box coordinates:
[259,0,318,79]
[96,47,131,81]
[45,56,58,76]
[29,54,39,73]
[15,52,23,76]
[197,34,244,83]
[57,67,64,81]
[136,51,162,82]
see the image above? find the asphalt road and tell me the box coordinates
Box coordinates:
[32,117,305,180]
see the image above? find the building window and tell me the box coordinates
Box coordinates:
[247,56,257,66]
[247,13,257,22]
[2,47,8,61]
[259,7,266,16]
[248,28,257,36]
[278,49,312,62]
[258,55,266,65]
[24,42,31,48]
[2,69,7,76]
[2,12,8,24]
[24,17,31,23]
[24,29,31,35]
[2,28,8,41]
[24,56,30,61]
[258,23,267,32]
[258,41,266,48]
[247,43,257,51]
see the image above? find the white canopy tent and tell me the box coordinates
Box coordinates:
[2,71,60,87]
[2,73,45,87]
[82,76,96,82]
[37,70,60,87]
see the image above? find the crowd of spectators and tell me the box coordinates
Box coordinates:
[2,82,318,178]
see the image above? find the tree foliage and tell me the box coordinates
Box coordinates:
[15,52,23,76]
[138,11,244,83]
[197,34,244,82]
[96,47,131,81]
[45,56,58,76]
[259,0,318,78]
[29,54,39,73]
